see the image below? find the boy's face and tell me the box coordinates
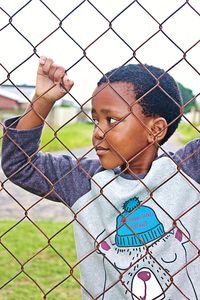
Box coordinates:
[91,82,157,174]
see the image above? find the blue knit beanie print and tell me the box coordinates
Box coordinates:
[115,197,165,247]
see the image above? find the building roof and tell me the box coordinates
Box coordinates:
[0,84,35,103]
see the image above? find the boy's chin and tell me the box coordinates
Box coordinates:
[99,159,123,171]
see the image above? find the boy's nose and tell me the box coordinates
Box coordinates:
[93,124,106,140]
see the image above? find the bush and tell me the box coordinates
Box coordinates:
[177,121,200,144]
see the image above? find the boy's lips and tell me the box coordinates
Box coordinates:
[96,146,109,156]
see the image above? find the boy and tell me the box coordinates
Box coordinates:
[1,57,200,299]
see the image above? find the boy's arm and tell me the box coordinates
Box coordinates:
[2,117,100,206]
[172,138,200,184]
[16,56,74,130]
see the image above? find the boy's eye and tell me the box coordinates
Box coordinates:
[92,117,118,126]
[107,117,118,125]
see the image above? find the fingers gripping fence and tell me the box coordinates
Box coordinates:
[0,1,200,299]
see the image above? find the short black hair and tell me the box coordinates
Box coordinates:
[97,64,182,145]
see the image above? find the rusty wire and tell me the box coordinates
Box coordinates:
[0,0,200,299]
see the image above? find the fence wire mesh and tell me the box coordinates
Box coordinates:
[0,1,200,299]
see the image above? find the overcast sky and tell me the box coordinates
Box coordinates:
[1,0,200,104]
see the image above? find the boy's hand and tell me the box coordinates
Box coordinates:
[35,56,74,103]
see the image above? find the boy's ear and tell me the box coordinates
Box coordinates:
[147,117,168,143]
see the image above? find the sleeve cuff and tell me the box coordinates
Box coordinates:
[4,116,44,134]
[3,116,44,152]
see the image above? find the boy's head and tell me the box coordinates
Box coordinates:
[91,64,182,173]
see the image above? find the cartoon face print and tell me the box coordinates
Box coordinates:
[95,197,198,300]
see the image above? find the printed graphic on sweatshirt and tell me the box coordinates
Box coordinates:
[95,197,198,300]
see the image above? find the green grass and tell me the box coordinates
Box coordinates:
[177,122,200,144]
[0,220,81,300]
[40,122,93,152]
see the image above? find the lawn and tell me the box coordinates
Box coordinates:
[0,220,81,300]
[40,122,93,152]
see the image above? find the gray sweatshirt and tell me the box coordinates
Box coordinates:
[1,117,200,300]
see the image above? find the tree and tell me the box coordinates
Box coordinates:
[177,82,197,114]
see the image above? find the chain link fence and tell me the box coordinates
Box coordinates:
[0,1,200,299]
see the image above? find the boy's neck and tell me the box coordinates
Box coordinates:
[122,145,158,175]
